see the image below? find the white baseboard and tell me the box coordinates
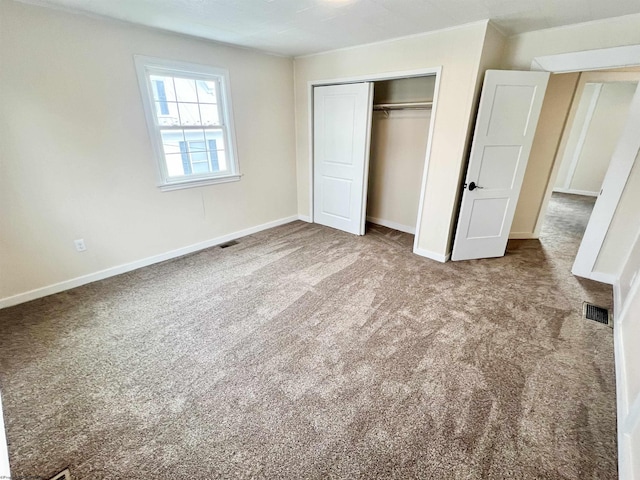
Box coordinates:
[613,316,629,479]
[0,393,8,480]
[0,215,300,310]
[613,270,640,480]
[413,247,451,263]
[298,214,312,223]
[588,271,617,285]
[509,232,538,240]
[553,187,599,197]
[366,216,416,235]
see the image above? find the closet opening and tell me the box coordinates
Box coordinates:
[309,68,440,254]
[366,76,435,244]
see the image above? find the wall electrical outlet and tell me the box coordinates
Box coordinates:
[74,239,87,252]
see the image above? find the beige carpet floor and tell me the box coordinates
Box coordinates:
[0,193,616,479]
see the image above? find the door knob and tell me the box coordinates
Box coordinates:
[468,181,483,191]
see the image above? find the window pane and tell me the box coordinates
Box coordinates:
[200,104,220,126]
[155,81,169,115]
[165,153,186,177]
[150,76,177,102]
[204,129,224,144]
[189,141,206,153]
[215,149,227,171]
[206,147,218,172]
[184,129,205,144]
[205,130,225,170]
[196,80,217,103]
[160,130,185,156]
[190,151,208,163]
[178,103,201,126]
[174,78,198,103]
[155,102,180,126]
[192,162,210,174]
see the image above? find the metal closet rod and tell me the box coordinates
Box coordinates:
[373,101,433,111]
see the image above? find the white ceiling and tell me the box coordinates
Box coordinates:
[23,0,640,56]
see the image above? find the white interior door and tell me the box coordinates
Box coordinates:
[313,82,374,235]
[452,70,550,261]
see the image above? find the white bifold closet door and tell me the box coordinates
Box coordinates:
[313,82,374,235]
[452,70,549,261]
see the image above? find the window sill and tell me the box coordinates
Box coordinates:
[158,174,241,192]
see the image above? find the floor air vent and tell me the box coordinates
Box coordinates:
[219,240,238,249]
[583,302,612,327]
[49,469,71,480]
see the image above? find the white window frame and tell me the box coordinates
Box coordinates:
[134,55,241,191]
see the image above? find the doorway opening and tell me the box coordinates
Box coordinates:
[536,73,640,282]
[309,68,441,254]
[539,192,598,260]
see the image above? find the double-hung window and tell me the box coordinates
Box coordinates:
[135,56,240,191]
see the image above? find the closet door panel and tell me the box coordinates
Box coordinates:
[313,83,373,235]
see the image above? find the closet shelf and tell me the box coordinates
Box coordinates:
[373,101,433,111]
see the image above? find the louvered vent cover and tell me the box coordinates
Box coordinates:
[583,302,612,327]
[49,469,71,480]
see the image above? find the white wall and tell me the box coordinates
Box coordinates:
[553,82,598,190]
[555,82,637,195]
[294,21,497,260]
[367,77,435,233]
[504,13,640,70]
[0,0,297,305]
[571,82,637,193]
